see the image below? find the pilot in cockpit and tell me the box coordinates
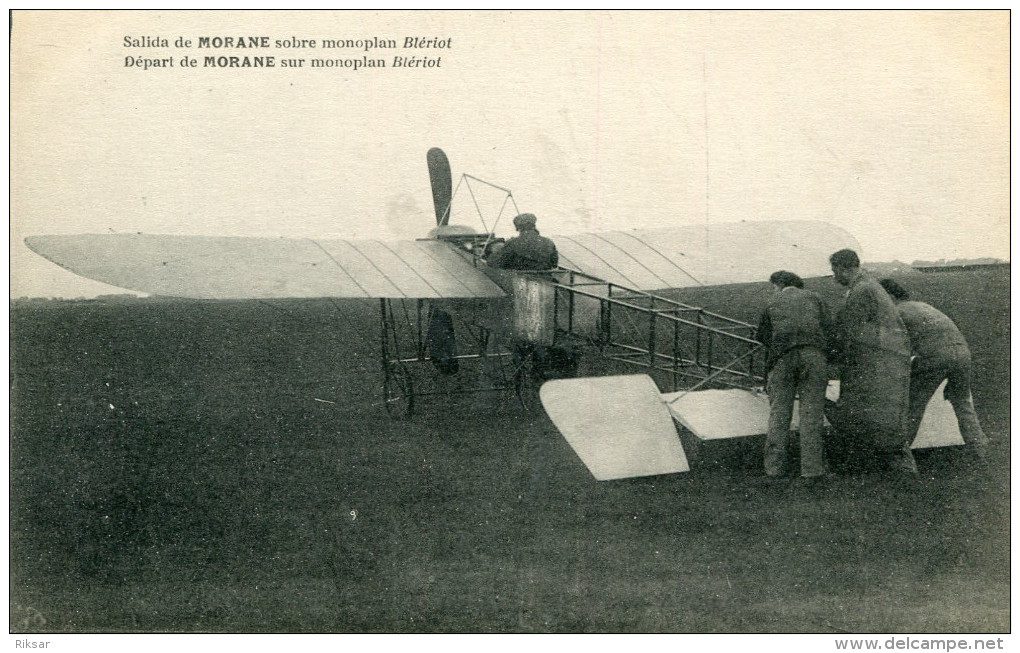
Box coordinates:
[488,213,558,270]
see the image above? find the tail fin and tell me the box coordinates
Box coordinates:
[427,147,452,226]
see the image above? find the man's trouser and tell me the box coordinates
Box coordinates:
[765,347,829,478]
[906,351,989,451]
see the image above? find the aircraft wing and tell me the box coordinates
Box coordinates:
[24,220,857,299]
[555,220,860,289]
[23,234,506,299]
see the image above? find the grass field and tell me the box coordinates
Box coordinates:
[9,265,1010,633]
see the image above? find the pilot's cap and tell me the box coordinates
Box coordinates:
[513,213,537,230]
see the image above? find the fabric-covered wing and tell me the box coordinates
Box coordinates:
[555,220,860,290]
[23,234,505,299]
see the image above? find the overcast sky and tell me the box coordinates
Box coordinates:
[11,10,1009,298]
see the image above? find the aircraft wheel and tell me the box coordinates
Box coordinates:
[383,363,414,419]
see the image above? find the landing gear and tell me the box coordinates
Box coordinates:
[511,341,579,410]
[511,348,539,410]
[383,361,414,419]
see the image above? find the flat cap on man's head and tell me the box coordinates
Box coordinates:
[829,249,860,269]
[769,270,804,289]
[879,278,910,301]
[513,213,537,230]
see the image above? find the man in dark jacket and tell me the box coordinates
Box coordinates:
[828,249,914,474]
[490,213,558,270]
[756,270,831,480]
[879,279,989,461]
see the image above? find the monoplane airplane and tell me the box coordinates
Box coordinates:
[24,148,964,480]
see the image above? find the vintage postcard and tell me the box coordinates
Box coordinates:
[9,10,1010,646]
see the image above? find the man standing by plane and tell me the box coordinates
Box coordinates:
[878,279,990,462]
[756,271,831,482]
[490,213,559,270]
[828,249,914,475]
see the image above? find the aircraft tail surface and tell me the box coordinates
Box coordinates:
[540,375,690,480]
